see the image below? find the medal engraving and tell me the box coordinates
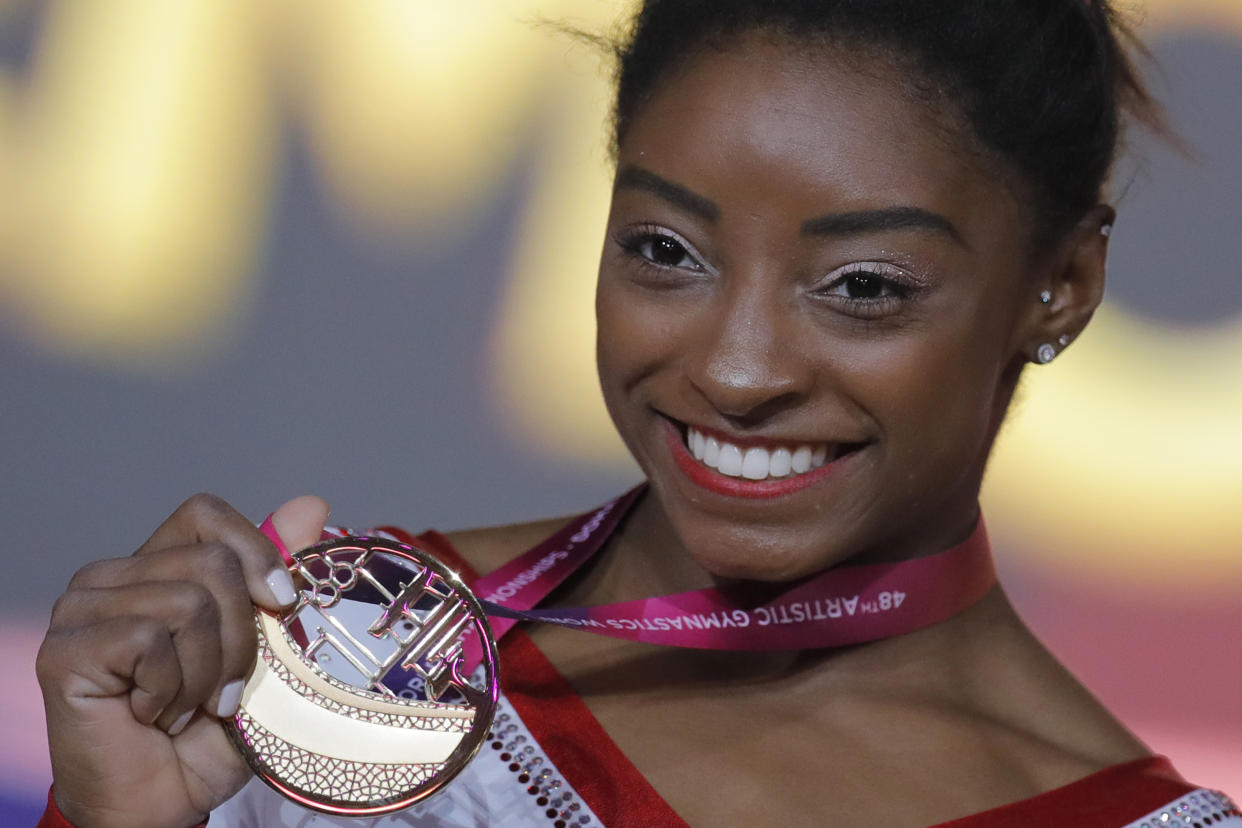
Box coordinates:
[225,536,499,816]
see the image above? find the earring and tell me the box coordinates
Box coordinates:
[1100,224,1112,237]
[1035,343,1057,364]
[1057,334,1071,347]
[1039,290,1052,304]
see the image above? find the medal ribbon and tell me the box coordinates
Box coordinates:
[262,485,996,667]
[465,486,994,656]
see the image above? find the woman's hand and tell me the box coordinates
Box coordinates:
[37,493,329,828]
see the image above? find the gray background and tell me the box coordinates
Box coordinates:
[2,11,1241,811]
[2,28,1241,612]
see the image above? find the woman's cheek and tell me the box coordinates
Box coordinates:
[598,285,692,375]
[837,330,996,456]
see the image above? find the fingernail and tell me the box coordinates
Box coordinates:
[265,568,297,605]
[217,679,245,718]
[168,709,194,736]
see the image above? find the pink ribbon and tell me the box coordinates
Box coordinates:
[460,487,994,669]
[263,489,995,670]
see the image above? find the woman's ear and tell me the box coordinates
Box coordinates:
[1019,204,1115,365]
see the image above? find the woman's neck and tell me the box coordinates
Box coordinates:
[550,488,983,610]
[534,490,998,692]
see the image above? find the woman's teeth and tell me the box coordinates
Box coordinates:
[686,427,831,480]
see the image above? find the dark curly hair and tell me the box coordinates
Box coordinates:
[602,0,1162,243]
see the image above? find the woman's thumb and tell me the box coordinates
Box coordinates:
[269,494,330,554]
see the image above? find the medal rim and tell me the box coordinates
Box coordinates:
[224,534,501,816]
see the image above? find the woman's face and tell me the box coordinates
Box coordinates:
[596,35,1047,581]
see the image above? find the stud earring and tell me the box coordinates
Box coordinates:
[1035,343,1057,364]
[1057,334,1071,347]
[1039,290,1052,304]
[1100,224,1112,237]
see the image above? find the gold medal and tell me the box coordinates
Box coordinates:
[224,536,499,816]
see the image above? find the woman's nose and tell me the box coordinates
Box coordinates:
[685,291,811,424]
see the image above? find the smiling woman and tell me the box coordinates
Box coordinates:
[34,1,1241,827]
[597,35,1050,583]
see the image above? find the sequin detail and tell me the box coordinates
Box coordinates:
[1124,789,1242,828]
[484,700,602,827]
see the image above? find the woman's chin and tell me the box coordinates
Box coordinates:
[677,529,847,584]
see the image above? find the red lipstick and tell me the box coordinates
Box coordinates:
[662,420,845,499]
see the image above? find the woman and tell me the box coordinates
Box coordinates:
[35,1,1240,826]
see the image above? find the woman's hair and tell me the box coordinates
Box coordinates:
[604,0,1162,242]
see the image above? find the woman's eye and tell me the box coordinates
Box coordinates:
[838,272,888,299]
[649,236,693,266]
[819,270,903,300]
[813,264,915,318]
[617,228,705,272]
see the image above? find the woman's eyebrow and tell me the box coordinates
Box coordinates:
[613,166,965,248]
[613,165,720,222]
[801,207,967,247]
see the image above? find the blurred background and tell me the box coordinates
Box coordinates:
[1,0,1239,821]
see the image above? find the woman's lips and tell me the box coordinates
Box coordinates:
[662,420,857,499]
[687,426,829,479]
